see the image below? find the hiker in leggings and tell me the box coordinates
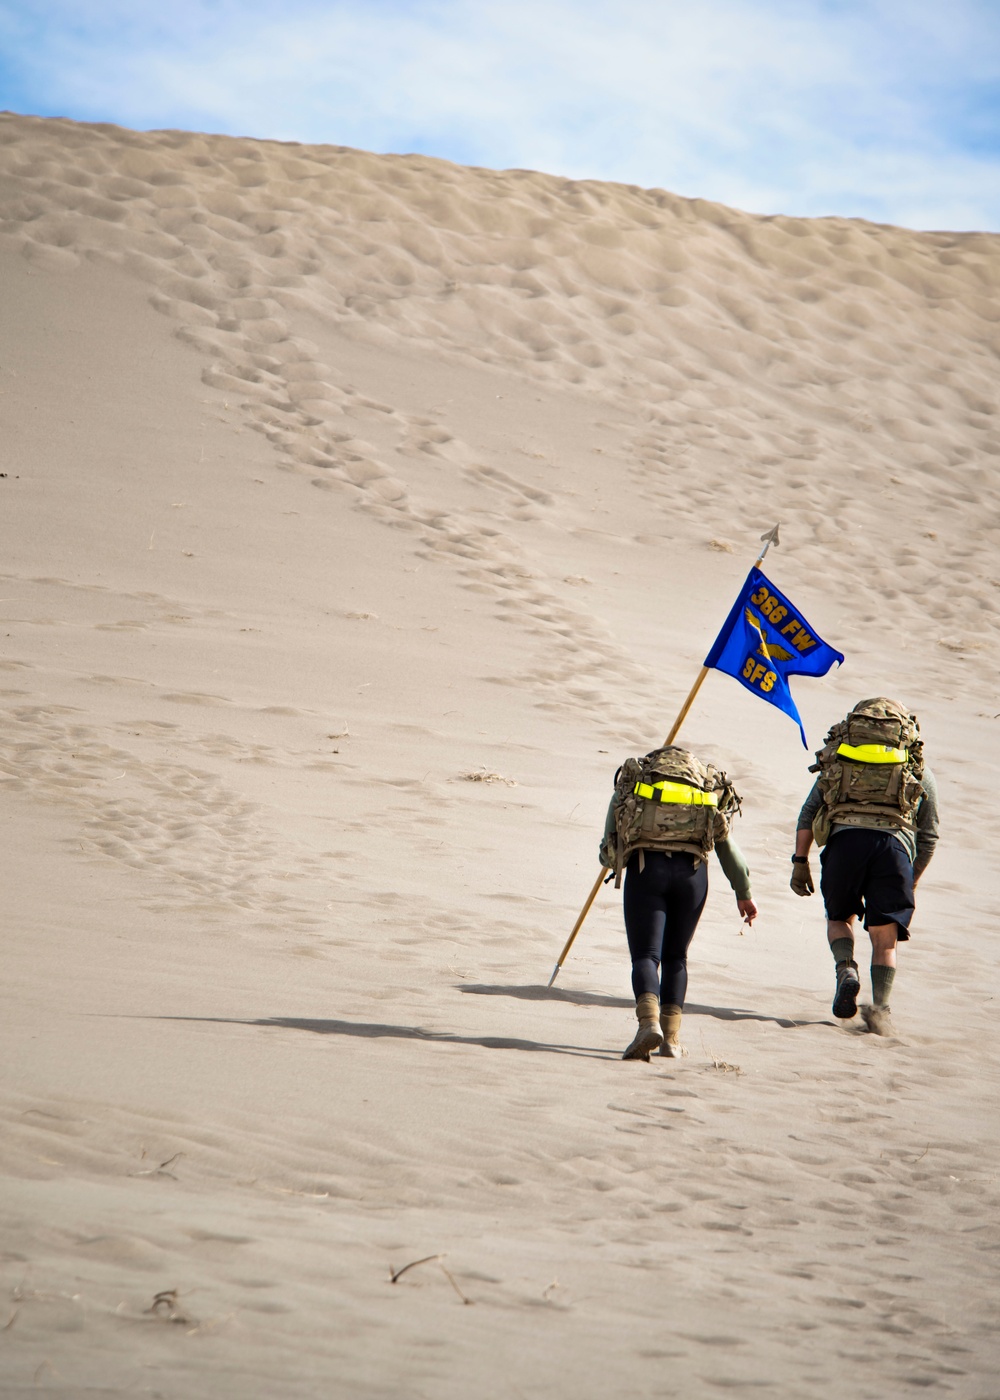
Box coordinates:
[601,745,757,1061]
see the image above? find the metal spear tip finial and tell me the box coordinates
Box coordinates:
[754,523,781,567]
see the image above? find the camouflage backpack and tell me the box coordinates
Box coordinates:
[809,697,924,846]
[607,746,740,888]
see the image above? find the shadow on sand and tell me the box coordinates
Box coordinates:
[145,1014,618,1060]
[458,984,829,1029]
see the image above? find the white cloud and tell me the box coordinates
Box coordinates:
[2,0,999,229]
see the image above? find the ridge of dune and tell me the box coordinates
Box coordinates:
[1,111,1000,1399]
[2,111,999,678]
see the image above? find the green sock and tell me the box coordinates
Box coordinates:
[871,965,895,1006]
[830,937,855,967]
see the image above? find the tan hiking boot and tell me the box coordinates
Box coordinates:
[623,992,663,1061]
[861,1004,896,1037]
[658,1003,685,1058]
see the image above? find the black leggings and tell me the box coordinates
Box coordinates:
[623,850,709,1006]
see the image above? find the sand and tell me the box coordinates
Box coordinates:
[1,110,999,1398]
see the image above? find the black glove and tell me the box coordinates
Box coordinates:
[790,857,814,897]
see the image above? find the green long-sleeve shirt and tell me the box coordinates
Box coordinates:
[796,765,939,879]
[601,796,753,899]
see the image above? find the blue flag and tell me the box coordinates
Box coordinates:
[703,567,843,746]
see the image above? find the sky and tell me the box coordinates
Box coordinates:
[1,0,999,231]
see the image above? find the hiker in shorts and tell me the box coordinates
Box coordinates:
[600,745,757,1061]
[790,697,939,1035]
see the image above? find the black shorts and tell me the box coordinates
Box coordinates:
[819,828,914,938]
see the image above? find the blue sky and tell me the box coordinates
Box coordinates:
[2,0,999,231]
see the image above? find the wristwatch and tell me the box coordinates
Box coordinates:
[790,855,808,864]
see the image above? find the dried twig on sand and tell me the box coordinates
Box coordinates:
[390,1253,443,1283]
[700,1034,744,1074]
[390,1254,473,1304]
[132,1151,184,1179]
[144,1290,192,1325]
[438,1263,473,1305]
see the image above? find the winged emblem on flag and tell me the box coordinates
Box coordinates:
[744,607,794,662]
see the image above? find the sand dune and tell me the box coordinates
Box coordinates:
[1,112,999,1397]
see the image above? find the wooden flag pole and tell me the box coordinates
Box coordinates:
[547,524,781,986]
[547,868,607,987]
[662,666,709,746]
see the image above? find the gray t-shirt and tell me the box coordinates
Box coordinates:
[797,765,939,878]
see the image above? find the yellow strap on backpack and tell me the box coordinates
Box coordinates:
[836,743,907,764]
[634,780,719,805]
